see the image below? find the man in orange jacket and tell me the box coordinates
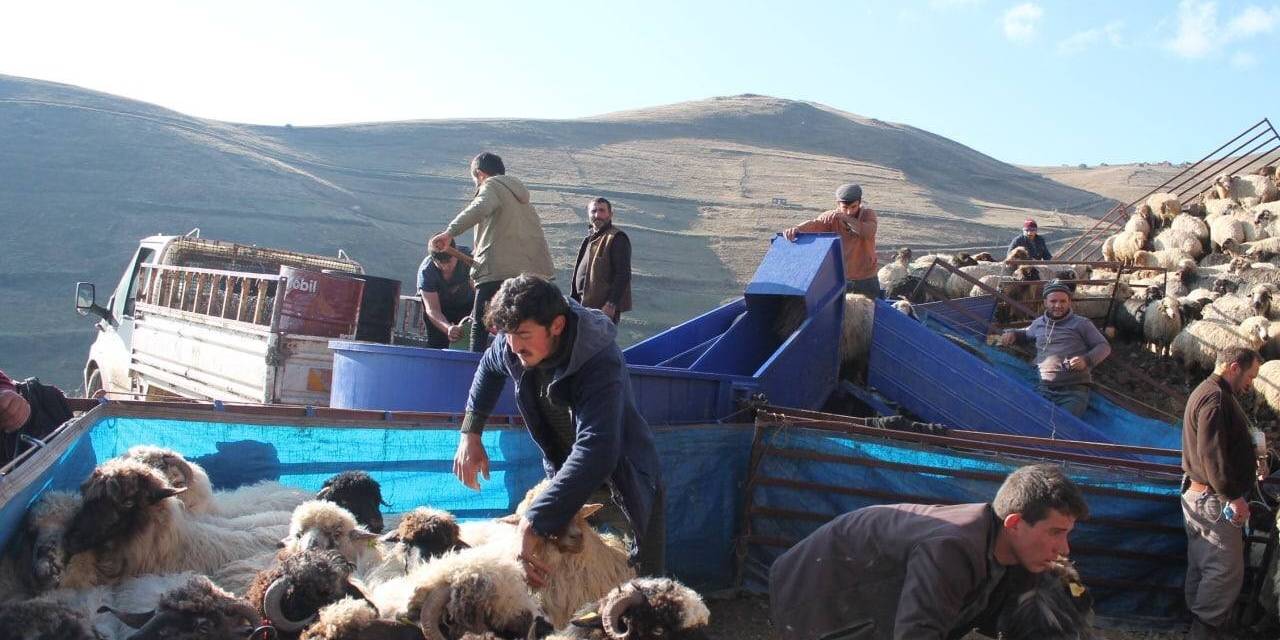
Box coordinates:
[783,183,879,297]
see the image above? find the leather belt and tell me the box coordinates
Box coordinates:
[1187,480,1212,494]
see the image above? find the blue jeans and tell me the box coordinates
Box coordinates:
[1036,382,1091,417]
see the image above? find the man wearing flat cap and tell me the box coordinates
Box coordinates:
[999,280,1111,417]
[1009,218,1052,260]
[783,183,880,297]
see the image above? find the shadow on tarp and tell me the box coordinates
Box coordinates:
[0,408,754,591]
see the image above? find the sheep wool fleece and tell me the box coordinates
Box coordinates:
[769,503,1025,640]
[460,299,663,561]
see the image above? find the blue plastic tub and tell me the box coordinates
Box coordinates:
[328,341,518,415]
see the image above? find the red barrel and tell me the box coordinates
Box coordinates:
[277,266,365,338]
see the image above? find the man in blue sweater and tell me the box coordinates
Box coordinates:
[999,281,1111,417]
[452,274,665,584]
[1008,218,1052,260]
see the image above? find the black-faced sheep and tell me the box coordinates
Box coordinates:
[0,599,101,639]
[318,471,388,534]
[246,549,370,637]
[98,574,258,640]
[0,490,84,598]
[122,445,309,528]
[60,459,283,589]
[994,560,1096,640]
[551,577,710,640]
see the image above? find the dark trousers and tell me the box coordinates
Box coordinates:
[425,303,473,349]
[587,486,666,577]
[470,281,502,352]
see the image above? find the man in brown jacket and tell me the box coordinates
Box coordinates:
[769,463,1088,640]
[571,197,632,323]
[783,183,879,297]
[1182,346,1264,639]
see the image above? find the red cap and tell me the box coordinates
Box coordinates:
[1023,219,1038,230]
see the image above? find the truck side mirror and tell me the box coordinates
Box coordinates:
[75,282,114,324]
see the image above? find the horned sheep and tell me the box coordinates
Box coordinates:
[97,574,259,640]
[246,549,369,637]
[548,577,711,640]
[58,459,285,590]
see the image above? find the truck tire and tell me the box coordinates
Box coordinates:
[85,369,102,399]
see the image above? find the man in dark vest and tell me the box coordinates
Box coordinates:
[571,197,632,324]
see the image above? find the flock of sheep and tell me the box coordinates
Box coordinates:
[875,166,1280,415]
[0,446,711,640]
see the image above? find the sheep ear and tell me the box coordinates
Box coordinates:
[349,527,379,543]
[578,503,604,519]
[150,485,186,504]
[571,611,604,629]
[497,513,522,525]
[98,606,156,629]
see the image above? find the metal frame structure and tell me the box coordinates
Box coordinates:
[1058,119,1280,261]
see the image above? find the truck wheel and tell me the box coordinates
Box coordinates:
[86,369,103,399]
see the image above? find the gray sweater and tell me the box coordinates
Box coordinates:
[1012,311,1111,385]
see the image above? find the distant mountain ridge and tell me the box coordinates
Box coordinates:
[0,74,1116,390]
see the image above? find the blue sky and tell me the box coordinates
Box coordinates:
[3,0,1278,166]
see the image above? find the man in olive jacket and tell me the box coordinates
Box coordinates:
[769,464,1088,640]
[430,152,555,352]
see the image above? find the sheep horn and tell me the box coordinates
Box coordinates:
[416,586,451,640]
[262,576,317,632]
[601,584,646,640]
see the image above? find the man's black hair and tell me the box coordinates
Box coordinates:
[484,274,570,333]
[1216,346,1260,370]
[471,152,506,177]
[992,463,1089,524]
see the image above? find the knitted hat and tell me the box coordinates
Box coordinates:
[836,184,863,203]
[1023,218,1038,230]
[1042,280,1072,299]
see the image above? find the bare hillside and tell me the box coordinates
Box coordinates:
[0,75,1115,390]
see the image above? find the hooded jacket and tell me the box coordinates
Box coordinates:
[444,174,556,285]
[460,300,662,546]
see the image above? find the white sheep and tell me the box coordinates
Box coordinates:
[32,571,196,639]
[1153,228,1204,259]
[1074,281,1133,320]
[1143,296,1185,357]
[1252,360,1280,417]
[368,545,551,640]
[1200,292,1262,324]
[1132,249,1192,271]
[1171,316,1270,379]
[841,294,876,371]
[877,248,912,297]
[1101,230,1146,264]
[1171,213,1211,242]
[1146,193,1181,222]
[945,262,1008,299]
[1123,211,1151,234]
[1209,217,1247,253]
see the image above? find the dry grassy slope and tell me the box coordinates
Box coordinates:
[1024,163,1187,205]
[0,75,1116,390]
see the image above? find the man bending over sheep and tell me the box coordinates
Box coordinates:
[999,280,1111,417]
[782,183,879,297]
[452,274,665,584]
[769,463,1088,640]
